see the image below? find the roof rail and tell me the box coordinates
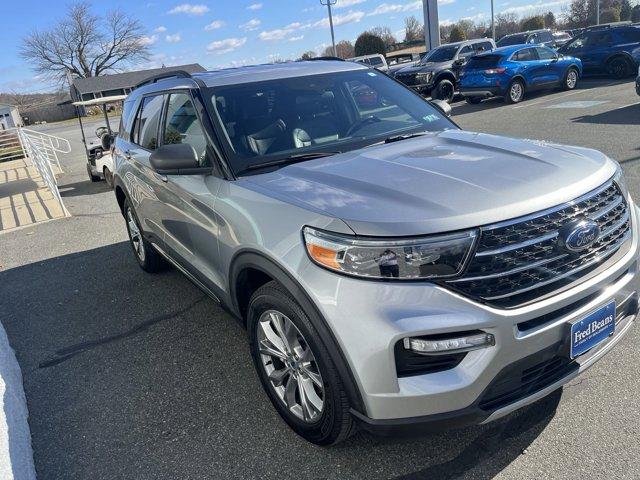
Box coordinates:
[134,70,194,90]
[586,21,632,31]
[305,56,345,62]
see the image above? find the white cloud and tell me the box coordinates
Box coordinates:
[288,35,304,42]
[140,34,158,45]
[313,10,365,28]
[240,19,261,31]
[439,19,454,27]
[154,26,167,33]
[247,3,262,10]
[439,0,455,5]
[367,1,424,15]
[502,0,569,15]
[168,4,209,15]
[166,33,181,43]
[334,0,366,8]
[461,13,486,22]
[207,37,248,54]
[205,20,225,31]
[259,22,303,41]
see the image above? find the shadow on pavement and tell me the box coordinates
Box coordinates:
[0,242,559,480]
[0,179,40,198]
[58,180,112,198]
[571,103,640,126]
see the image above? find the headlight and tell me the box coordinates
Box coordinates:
[303,227,477,280]
[417,72,432,82]
[613,165,630,200]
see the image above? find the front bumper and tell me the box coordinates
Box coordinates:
[299,204,640,430]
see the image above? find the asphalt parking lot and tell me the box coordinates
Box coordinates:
[1,77,639,480]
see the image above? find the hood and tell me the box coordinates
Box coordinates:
[241,130,616,237]
[396,61,449,74]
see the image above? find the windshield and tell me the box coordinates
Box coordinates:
[209,69,454,174]
[421,45,458,64]
[561,35,587,51]
[497,33,529,46]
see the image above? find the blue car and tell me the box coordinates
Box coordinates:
[460,44,582,104]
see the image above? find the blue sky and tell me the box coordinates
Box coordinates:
[0,0,572,93]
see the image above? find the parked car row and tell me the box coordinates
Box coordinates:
[388,23,640,105]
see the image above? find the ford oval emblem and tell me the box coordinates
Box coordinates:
[559,219,601,253]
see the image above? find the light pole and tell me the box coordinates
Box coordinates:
[491,0,495,40]
[320,0,337,57]
[596,0,600,25]
[422,0,440,51]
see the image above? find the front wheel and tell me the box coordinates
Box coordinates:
[433,79,455,103]
[562,67,579,90]
[247,281,355,445]
[505,79,525,104]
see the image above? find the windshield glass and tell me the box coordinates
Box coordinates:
[209,69,454,173]
[497,33,529,46]
[421,45,458,63]
[562,35,587,50]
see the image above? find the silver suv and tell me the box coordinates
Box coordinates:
[112,61,638,445]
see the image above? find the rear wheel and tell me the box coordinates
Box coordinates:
[433,79,455,103]
[247,281,355,445]
[465,96,482,105]
[86,164,101,182]
[562,67,579,90]
[505,79,525,104]
[607,57,632,79]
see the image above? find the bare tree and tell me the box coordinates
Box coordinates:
[299,51,317,61]
[369,26,397,49]
[322,40,354,59]
[403,16,424,42]
[21,2,150,86]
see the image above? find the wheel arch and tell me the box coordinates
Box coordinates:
[229,249,366,415]
[433,70,457,86]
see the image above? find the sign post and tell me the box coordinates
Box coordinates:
[423,0,440,52]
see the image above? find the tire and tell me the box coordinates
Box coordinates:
[607,57,632,79]
[505,79,525,104]
[433,79,455,103]
[562,67,579,91]
[103,167,113,189]
[247,281,355,446]
[123,198,166,273]
[465,96,482,105]
[87,164,101,182]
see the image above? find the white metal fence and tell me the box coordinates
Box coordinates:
[0,127,71,217]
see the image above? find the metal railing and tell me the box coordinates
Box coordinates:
[0,127,71,217]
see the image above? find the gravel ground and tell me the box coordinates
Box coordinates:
[0,77,639,480]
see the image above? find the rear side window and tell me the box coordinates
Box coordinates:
[619,28,640,43]
[512,48,538,61]
[466,54,503,68]
[162,93,209,166]
[134,95,164,150]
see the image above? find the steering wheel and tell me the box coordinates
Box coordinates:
[346,116,381,137]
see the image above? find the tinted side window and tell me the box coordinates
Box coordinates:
[119,99,138,142]
[539,31,553,42]
[589,32,613,46]
[513,48,538,61]
[536,47,556,60]
[458,45,475,58]
[135,95,163,150]
[475,42,493,53]
[162,93,209,166]
[619,29,640,43]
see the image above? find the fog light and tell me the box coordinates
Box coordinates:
[403,332,495,356]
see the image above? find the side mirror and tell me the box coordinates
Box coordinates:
[454,57,466,66]
[149,143,202,175]
[431,99,452,117]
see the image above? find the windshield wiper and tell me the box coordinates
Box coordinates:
[382,132,429,144]
[238,151,341,175]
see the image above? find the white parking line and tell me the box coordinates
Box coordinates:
[511,89,586,110]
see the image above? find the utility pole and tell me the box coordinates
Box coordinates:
[422,0,440,51]
[320,0,337,57]
[596,0,600,25]
[491,0,496,40]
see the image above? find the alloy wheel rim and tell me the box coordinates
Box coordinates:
[126,208,145,262]
[441,84,454,102]
[510,83,522,102]
[567,71,577,89]
[257,310,324,423]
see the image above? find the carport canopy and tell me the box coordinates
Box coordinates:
[72,94,127,107]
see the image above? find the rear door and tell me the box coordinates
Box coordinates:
[512,47,539,86]
[583,31,614,70]
[124,94,169,243]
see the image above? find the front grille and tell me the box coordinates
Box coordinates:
[396,73,419,86]
[447,180,632,308]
